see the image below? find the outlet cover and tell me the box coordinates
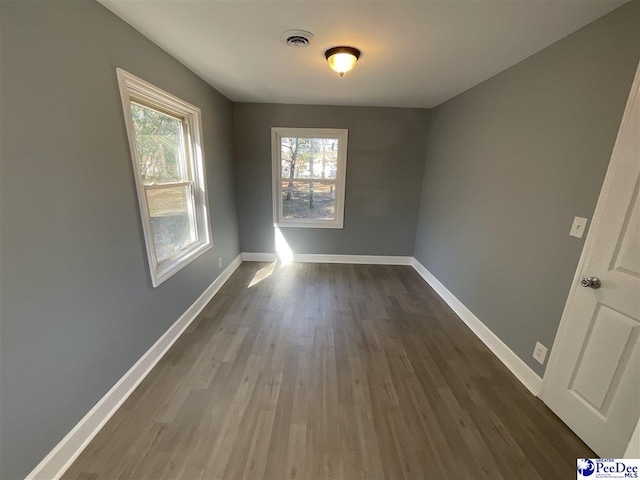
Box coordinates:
[218,257,222,268]
[533,341,548,365]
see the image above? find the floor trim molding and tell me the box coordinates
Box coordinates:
[25,254,243,480]
[411,258,543,396]
[241,252,413,265]
[28,252,543,479]
[242,252,543,396]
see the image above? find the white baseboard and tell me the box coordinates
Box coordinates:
[26,252,543,480]
[411,258,543,397]
[242,252,541,395]
[26,254,243,480]
[241,252,278,262]
[241,252,413,265]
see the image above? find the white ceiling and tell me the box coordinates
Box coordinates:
[99,0,628,108]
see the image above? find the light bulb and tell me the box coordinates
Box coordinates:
[325,47,360,77]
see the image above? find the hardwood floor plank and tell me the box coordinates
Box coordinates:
[241,408,277,480]
[63,263,593,480]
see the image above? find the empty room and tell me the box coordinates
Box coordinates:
[1,0,639,479]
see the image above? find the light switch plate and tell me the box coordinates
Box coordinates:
[533,341,548,365]
[570,216,588,238]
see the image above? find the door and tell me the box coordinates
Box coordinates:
[542,64,640,458]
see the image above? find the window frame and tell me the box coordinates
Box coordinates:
[271,127,348,229]
[117,68,212,287]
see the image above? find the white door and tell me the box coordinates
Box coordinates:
[542,64,640,458]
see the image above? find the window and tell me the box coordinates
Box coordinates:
[117,69,212,287]
[272,127,348,229]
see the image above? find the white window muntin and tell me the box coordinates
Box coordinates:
[271,127,348,229]
[117,68,212,287]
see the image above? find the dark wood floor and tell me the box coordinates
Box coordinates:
[64,262,592,480]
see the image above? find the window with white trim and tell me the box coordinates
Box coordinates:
[272,127,348,229]
[117,69,212,287]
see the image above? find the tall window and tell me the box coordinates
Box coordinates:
[271,127,348,229]
[117,69,212,287]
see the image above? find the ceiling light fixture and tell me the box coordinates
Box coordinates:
[325,46,360,77]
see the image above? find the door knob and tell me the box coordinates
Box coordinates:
[581,277,601,289]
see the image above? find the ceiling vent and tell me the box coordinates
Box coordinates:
[281,30,315,48]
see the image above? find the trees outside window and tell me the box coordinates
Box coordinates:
[117,69,212,286]
[271,128,348,229]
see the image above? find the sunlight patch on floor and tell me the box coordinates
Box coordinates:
[248,261,276,288]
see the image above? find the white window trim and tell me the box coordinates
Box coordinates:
[271,127,348,229]
[116,68,212,287]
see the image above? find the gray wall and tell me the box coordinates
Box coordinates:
[413,0,640,377]
[233,104,430,255]
[0,1,240,478]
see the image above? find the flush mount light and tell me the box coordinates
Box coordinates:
[325,46,360,77]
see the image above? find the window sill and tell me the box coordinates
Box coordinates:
[275,220,344,229]
[151,240,212,287]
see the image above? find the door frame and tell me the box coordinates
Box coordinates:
[540,62,640,452]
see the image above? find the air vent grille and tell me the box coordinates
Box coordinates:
[286,35,310,47]
[280,30,315,48]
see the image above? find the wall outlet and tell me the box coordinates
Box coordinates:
[218,257,222,268]
[533,341,548,365]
